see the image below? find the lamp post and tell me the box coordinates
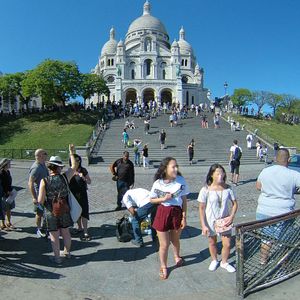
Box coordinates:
[224,81,228,95]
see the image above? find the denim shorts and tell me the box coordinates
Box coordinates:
[256,213,294,242]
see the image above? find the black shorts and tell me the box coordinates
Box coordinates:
[230,160,240,174]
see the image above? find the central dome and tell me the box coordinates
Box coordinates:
[127,1,168,37]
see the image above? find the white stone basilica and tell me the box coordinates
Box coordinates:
[89,1,209,107]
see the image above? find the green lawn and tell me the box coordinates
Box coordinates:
[227,114,300,150]
[0,111,101,159]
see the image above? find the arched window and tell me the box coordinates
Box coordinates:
[185,59,188,67]
[107,59,110,66]
[131,69,135,79]
[181,59,184,66]
[162,69,166,79]
[111,59,114,66]
[145,59,152,76]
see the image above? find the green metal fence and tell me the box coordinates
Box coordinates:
[0,148,69,160]
[236,209,300,298]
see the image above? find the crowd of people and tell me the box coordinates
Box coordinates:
[1,104,300,282]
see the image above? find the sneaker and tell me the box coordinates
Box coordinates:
[131,240,144,247]
[220,262,236,273]
[208,260,219,271]
[37,228,47,238]
[49,256,63,264]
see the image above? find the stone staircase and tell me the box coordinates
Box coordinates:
[90,113,272,167]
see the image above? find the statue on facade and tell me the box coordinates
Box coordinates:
[117,65,122,76]
[146,39,151,51]
[176,65,181,77]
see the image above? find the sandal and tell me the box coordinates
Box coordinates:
[6,223,16,230]
[175,257,184,268]
[80,233,91,241]
[159,267,168,280]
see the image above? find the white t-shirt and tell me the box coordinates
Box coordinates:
[257,165,300,216]
[122,188,150,209]
[198,186,236,236]
[150,175,189,207]
[230,145,242,160]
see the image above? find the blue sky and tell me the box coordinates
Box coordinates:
[1,0,300,99]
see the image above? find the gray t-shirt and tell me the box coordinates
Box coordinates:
[257,165,300,216]
[29,162,49,194]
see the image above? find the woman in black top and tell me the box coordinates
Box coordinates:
[69,154,91,241]
[0,159,15,230]
[187,139,195,165]
[142,144,149,168]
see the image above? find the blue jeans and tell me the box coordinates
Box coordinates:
[134,152,140,166]
[116,180,129,207]
[131,202,157,243]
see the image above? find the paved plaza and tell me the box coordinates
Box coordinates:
[1,160,299,300]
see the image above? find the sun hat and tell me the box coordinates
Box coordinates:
[0,158,11,169]
[47,156,65,167]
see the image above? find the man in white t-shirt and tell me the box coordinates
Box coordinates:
[256,149,300,263]
[256,149,300,218]
[122,188,157,247]
[229,140,242,185]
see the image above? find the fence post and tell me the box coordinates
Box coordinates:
[236,227,245,298]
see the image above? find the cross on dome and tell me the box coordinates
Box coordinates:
[143,1,151,15]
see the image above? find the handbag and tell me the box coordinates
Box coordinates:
[5,189,17,204]
[62,175,82,223]
[214,216,233,234]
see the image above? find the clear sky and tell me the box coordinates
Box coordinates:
[0,0,300,99]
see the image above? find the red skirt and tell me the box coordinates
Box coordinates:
[152,205,182,232]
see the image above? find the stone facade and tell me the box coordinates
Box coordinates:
[89,1,209,108]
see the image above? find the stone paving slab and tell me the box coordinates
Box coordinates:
[0,162,299,300]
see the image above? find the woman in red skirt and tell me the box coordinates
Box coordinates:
[150,157,189,279]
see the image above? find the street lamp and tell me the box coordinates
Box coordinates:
[224,81,228,95]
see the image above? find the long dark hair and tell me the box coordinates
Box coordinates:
[206,163,227,186]
[154,157,182,181]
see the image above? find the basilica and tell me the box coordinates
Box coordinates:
[89,1,209,108]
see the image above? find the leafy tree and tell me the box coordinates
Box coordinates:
[80,73,110,107]
[231,88,252,109]
[25,59,81,106]
[0,73,24,110]
[251,90,270,116]
[267,93,283,116]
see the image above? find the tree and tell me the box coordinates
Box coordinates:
[267,93,283,116]
[25,59,82,107]
[251,90,270,116]
[80,73,110,107]
[0,73,24,111]
[231,88,252,109]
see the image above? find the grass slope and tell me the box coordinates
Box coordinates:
[0,111,100,158]
[227,114,300,150]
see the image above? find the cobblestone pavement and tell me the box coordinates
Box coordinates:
[0,161,299,300]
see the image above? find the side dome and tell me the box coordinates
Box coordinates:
[101,27,118,56]
[127,1,168,37]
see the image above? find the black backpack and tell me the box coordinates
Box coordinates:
[116,215,133,242]
[233,147,242,161]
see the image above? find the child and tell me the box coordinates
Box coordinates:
[198,164,238,273]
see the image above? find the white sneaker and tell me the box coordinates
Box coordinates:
[208,260,219,271]
[220,262,236,273]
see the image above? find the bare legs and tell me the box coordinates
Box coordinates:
[157,228,182,269]
[77,217,88,235]
[49,228,72,259]
[208,235,232,263]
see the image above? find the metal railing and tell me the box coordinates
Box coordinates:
[0,148,69,160]
[236,209,300,298]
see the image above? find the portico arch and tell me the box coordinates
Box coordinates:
[142,88,155,104]
[160,89,173,106]
[125,89,137,103]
